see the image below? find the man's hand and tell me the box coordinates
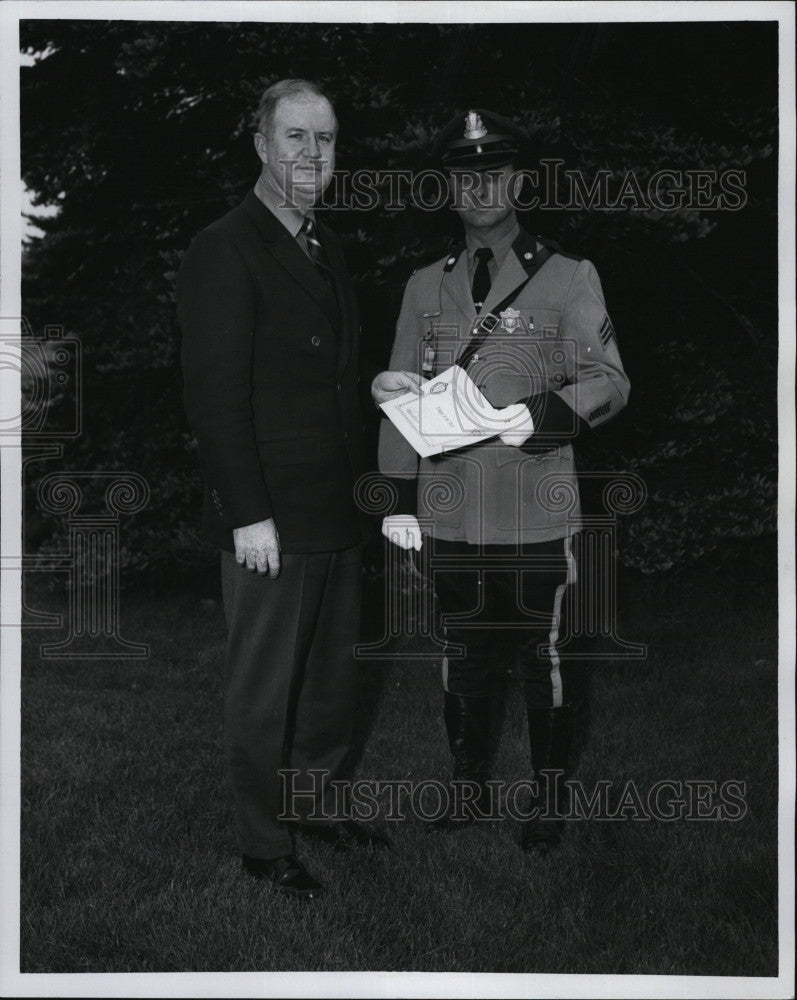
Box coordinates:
[233,518,281,578]
[382,514,423,551]
[498,402,535,447]
[371,370,425,405]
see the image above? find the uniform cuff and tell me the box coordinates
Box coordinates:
[522,391,587,448]
[384,476,417,515]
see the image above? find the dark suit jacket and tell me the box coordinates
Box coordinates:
[178,189,366,554]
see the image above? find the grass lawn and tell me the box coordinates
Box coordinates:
[19,538,779,976]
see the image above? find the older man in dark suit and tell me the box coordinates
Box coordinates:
[178,79,386,900]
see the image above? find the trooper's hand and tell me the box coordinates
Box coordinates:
[498,402,535,447]
[232,518,281,578]
[382,514,423,551]
[371,370,425,405]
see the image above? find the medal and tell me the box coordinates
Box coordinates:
[422,324,436,375]
[422,344,435,375]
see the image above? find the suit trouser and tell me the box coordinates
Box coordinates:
[220,545,362,860]
[419,536,575,707]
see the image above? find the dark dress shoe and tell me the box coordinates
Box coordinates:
[241,854,323,899]
[296,819,391,850]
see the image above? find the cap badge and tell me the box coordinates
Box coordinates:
[463,111,488,140]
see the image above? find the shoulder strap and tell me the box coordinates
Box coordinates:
[442,244,466,272]
[538,236,583,262]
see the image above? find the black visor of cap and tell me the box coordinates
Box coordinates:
[441,133,519,171]
[433,110,528,171]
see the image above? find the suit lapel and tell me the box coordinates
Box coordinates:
[318,218,354,374]
[242,191,340,320]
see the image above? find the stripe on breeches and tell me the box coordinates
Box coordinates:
[547,536,577,708]
[442,655,449,692]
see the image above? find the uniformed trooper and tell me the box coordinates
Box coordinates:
[372,109,630,851]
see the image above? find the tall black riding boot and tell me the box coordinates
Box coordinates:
[522,699,573,853]
[426,692,491,831]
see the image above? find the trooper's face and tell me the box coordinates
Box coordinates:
[448,165,516,230]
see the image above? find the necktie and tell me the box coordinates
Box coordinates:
[471,247,493,312]
[300,216,333,287]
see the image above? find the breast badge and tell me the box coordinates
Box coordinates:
[498,307,527,333]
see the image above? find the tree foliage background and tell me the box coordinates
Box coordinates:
[19,19,778,578]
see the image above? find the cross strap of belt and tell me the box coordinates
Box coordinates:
[456,244,554,369]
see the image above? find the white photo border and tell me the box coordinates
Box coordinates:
[1,3,793,998]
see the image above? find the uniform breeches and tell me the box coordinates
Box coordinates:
[419,536,575,707]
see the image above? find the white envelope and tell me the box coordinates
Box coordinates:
[380,365,507,458]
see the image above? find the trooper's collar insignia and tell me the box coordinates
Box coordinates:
[463,111,488,140]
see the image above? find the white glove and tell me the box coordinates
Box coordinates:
[498,402,535,447]
[382,514,423,551]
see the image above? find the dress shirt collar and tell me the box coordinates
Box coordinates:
[253,177,313,238]
[465,216,520,273]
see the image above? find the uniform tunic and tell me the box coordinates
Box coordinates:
[378,225,630,700]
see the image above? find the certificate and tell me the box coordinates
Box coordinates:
[380,365,506,458]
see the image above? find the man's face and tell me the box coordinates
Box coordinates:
[255,93,337,209]
[449,164,516,231]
